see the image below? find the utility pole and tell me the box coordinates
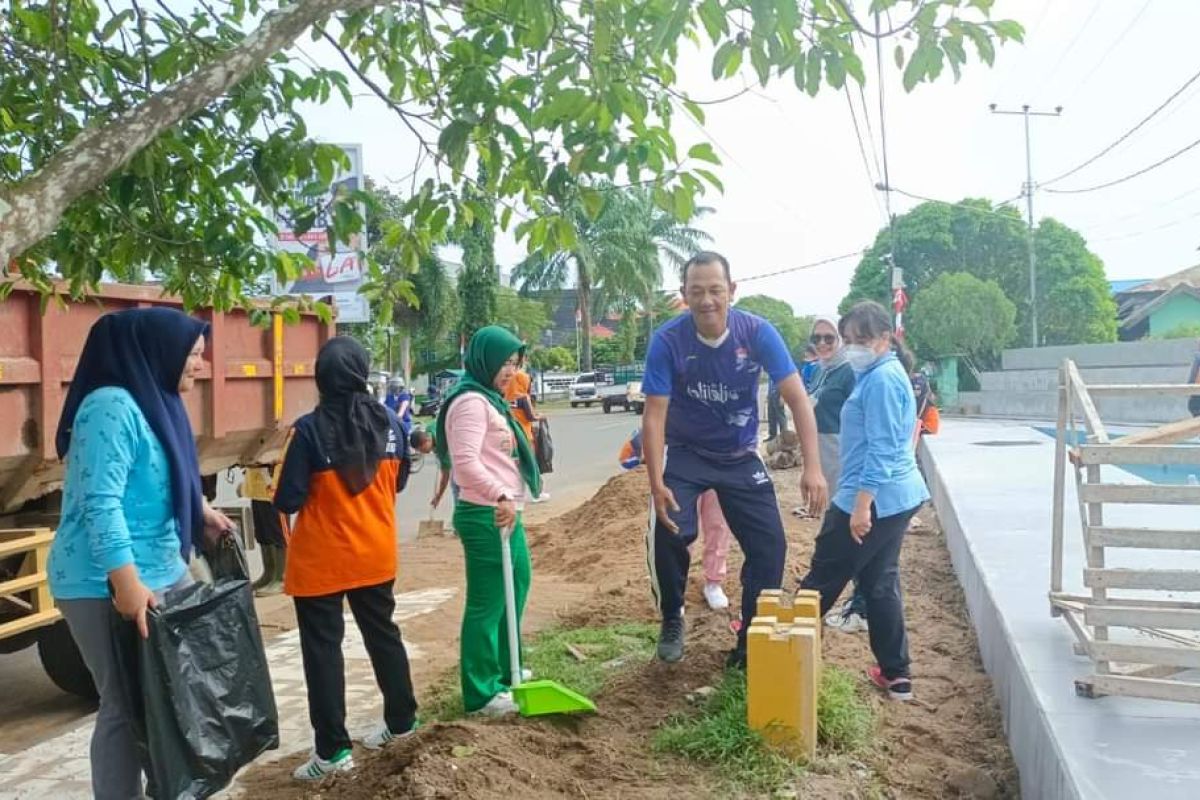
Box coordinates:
[989,103,1062,348]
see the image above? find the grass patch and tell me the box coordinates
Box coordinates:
[654,670,804,795]
[653,665,876,795]
[422,621,657,722]
[817,665,875,752]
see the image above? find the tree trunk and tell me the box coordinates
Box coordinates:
[400,334,412,383]
[578,263,593,371]
[0,0,376,270]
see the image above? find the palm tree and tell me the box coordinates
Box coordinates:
[513,186,709,369]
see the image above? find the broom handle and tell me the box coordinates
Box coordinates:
[500,523,523,690]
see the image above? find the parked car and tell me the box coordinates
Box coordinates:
[569,372,599,407]
[602,381,645,414]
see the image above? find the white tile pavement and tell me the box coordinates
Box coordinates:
[0,587,457,800]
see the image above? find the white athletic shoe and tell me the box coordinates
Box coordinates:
[471,691,519,717]
[531,492,551,504]
[703,582,730,611]
[292,748,354,781]
[361,720,419,750]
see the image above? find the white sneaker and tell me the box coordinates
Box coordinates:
[292,748,354,781]
[470,691,519,717]
[361,720,419,750]
[531,492,550,504]
[703,582,729,610]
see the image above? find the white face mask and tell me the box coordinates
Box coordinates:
[844,344,879,373]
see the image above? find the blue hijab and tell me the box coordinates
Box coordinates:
[56,308,210,558]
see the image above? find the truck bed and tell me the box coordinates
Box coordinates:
[0,282,334,515]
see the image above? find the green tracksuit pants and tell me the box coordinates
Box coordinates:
[453,501,530,712]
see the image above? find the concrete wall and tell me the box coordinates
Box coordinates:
[1149,293,1200,337]
[968,339,1198,423]
[1001,338,1196,371]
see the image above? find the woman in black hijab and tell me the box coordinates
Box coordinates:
[49,307,234,800]
[273,336,419,780]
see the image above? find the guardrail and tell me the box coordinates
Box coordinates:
[1051,360,1200,703]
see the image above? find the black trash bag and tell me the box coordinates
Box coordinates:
[535,417,554,475]
[113,535,279,799]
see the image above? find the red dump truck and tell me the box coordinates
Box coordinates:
[0,282,333,698]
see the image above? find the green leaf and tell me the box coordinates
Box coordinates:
[992,20,1025,43]
[843,51,865,85]
[963,25,996,67]
[712,41,740,80]
[687,142,720,165]
[580,187,605,220]
[437,120,473,170]
[695,168,725,193]
[894,44,905,70]
[652,0,692,53]
[903,43,932,91]
[750,41,771,85]
[750,0,777,35]
[683,99,706,125]
[98,10,135,43]
[697,0,727,42]
[805,46,822,96]
[824,51,846,89]
[672,185,694,220]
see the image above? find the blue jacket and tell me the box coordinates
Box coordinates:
[832,353,930,518]
[49,388,189,599]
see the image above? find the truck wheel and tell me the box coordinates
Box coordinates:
[634,403,644,415]
[603,403,612,414]
[571,402,579,408]
[37,620,98,701]
[585,402,594,408]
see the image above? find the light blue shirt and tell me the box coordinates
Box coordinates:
[832,353,930,518]
[49,387,188,600]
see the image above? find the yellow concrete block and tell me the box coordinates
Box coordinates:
[756,589,788,621]
[747,614,820,761]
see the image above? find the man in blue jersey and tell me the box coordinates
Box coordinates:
[642,251,828,667]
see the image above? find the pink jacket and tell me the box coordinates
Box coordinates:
[446,393,525,507]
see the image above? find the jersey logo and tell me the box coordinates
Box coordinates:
[752,470,770,485]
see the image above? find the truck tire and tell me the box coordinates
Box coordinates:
[633,402,644,415]
[571,402,579,408]
[585,401,593,408]
[603,402,612,414]
[37,620,98,701]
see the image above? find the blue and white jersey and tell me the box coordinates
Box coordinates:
[642,309,796,461]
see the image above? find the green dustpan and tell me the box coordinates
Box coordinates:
[502,524,596,717]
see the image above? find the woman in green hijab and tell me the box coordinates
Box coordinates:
[435,326,541,716]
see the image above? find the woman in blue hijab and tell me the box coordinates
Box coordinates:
[49,307,234,800]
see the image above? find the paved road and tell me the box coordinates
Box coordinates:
[0,403,635,757]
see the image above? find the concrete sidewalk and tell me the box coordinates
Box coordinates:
[922,420,1200,800]
[0,586,457,800]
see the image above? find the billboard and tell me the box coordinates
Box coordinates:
[272,143,369,323]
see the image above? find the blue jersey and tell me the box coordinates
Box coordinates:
[642,309,796,460]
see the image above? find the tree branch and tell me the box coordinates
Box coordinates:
[1,0,379,269]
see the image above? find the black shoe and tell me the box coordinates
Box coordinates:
[657,612,685,663]
[725,646,746,671]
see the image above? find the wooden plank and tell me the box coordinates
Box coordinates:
[1118,416,1200,447]
[1088,526,1200,550]
[1080,444,1200,465]
[1066,361,1109,443]
[1086,605,1200,630]
[1091,640,1200,670]
[0,571,48,596]
[1053,592,1200,611]
[0,608,61,640]
[1084,568,1200,592]
[1089,383,1200,398]
[0,530,53,558]
[1052,363,1070,596]
[1080,673,1200,704]
[1084,459,1109,673]
[1080,483,1200,505]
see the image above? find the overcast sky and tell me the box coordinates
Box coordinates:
[292,0,1200,317]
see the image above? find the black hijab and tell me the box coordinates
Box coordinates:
[56,308,209,558]
[314,336,392,496]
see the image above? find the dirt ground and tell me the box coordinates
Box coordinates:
[242,467,1017,800]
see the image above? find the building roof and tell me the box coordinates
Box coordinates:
[1121,283,1200,329]
[1109,278,1150,295]
[1117,264,1200,296]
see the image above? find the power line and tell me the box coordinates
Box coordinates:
[739,251,865,283]
[1062,0,1152,103]
[1092,206,1200,243]
[1037,2,1102,102]
[855,79,884,186]
[1042,65,1200,186]
[843,87,887,224]
[1044,133,1200,195]
[883,186,1025,219]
